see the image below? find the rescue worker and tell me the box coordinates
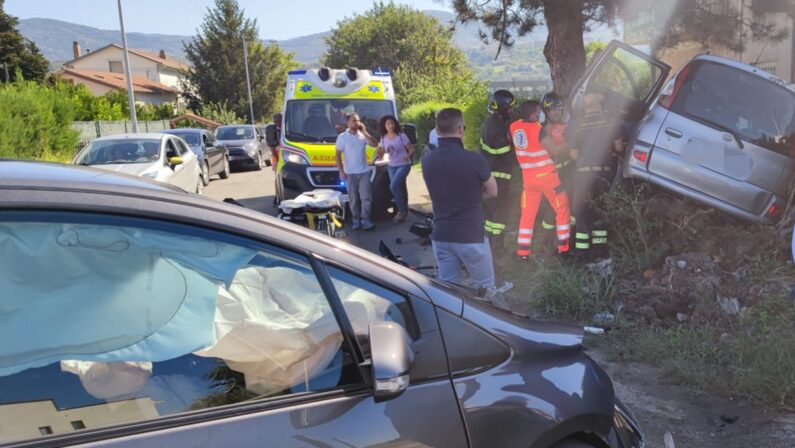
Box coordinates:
[567,93,624,263]
[480,89,517,256]
[537,92,575,250]
[509,100,570,260]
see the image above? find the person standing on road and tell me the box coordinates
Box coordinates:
[336,113,378,230]
[269,113,282,171]
[567,93,624,263]
[422,108,499,293]
[510,100,571,260]
[376,115,414,223]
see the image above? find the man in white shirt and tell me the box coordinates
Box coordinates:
[335,113,378,230]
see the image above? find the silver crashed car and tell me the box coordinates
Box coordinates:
[73,133,204,194]
[0,160,644,448]
[571,41,795,223]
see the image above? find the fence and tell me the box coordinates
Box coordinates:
[72,120,172,152]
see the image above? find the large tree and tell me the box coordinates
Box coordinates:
[452,0,790,95]
[182,0,296,121]
[323,2,471,102]
[0,0,49,82]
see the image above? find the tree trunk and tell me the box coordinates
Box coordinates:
[543,0,586,96]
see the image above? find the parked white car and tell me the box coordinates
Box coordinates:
[73,133,204,194]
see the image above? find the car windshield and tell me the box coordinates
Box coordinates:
[74,139,161,165]
[677,61,795,157]
[168,132,201,145]
[284,99,393,143]
[216,126,254,141]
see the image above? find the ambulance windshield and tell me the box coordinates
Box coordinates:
[284,99,394,143]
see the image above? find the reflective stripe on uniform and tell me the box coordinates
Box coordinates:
[518,229,533,235]
[557,224,570,231]
[492,171,513,180]
[541,221,555,230]
[575,242,590,249]
[519,159,553,170]
[592,230,608,237]
[481,139,511,155]
[592,237,608,244]
[515,150,548,157]
[575,232,590,240]
[558,232,570,240]
[517,238,532,244]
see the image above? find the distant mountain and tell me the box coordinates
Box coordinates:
[19,18,191,62]
[20,12,620,81]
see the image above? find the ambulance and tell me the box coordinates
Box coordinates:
[267,67,416,218]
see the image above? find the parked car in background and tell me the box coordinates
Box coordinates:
[571,40,795,223]
[215,124,270,171]
[72,133,203,194]
[163,128,231,186]
[0,161,645,448]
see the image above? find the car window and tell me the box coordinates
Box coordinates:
[675,61,795,157]
[326,265,420,343]
[174,139,190,156]
[216,126,254,140]
[591,47,662,102]
[0,217,363,445]
[74,139,160,165]
[170,132,200,145]
[165,139,179,159]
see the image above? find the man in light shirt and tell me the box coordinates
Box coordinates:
[335,113,378,230]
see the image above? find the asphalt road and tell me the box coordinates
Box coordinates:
[203,166,437,271]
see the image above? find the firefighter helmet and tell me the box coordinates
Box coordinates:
[541,92,564,114]
[488,90,515,114]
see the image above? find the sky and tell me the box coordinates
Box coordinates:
[5,0,451,40]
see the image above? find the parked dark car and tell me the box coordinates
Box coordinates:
[0,161,644,448]
[571,40,795,223]
[215,124,270,171]
[163,128,230,186]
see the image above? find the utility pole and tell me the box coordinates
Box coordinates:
[117,0,139,133]
[243,37,255,126]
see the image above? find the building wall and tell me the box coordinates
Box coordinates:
[157,70,181,89]
[0,399,158,444]
[70,48,159,77]
[58,73,115,96]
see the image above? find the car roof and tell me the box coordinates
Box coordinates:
[0,160,182,193]
[94,133,169,141]
[164,128,206,133]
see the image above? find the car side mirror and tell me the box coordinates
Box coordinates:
[368,321,414,402]
[168,156,183,166]
[265,123,279,147]
[403,123,418,145]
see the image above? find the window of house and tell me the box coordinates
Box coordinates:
[0,216,364,445]
[108,61,123,73]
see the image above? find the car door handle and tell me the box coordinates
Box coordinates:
[665,128,683,138]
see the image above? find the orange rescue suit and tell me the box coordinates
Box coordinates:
[509,119,570,257]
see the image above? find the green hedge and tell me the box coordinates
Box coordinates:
[0,81,79,162]
[400,98,491,151]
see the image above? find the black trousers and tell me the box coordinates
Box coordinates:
[484,177,513,252]
[573,166,613,259]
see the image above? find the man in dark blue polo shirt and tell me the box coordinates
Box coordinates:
[422,108,498,290]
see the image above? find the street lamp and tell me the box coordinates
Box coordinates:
[117,0,139,133]
[243,37,255,126]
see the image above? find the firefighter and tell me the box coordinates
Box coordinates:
[536,92,575,249]
[480,89,517,256]
[509,100,570,260]
[567,93,624,263]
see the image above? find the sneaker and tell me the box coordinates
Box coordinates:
[351,221,362,230]
[361,221,375,231]
[393,211,406,223]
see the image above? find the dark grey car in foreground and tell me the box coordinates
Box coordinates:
[0,161,643,448]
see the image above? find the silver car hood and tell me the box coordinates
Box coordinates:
[217,139,255,147]
[90,163,158,177]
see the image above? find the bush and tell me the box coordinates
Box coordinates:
[399,101,456,147]
[0,80,79,162]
